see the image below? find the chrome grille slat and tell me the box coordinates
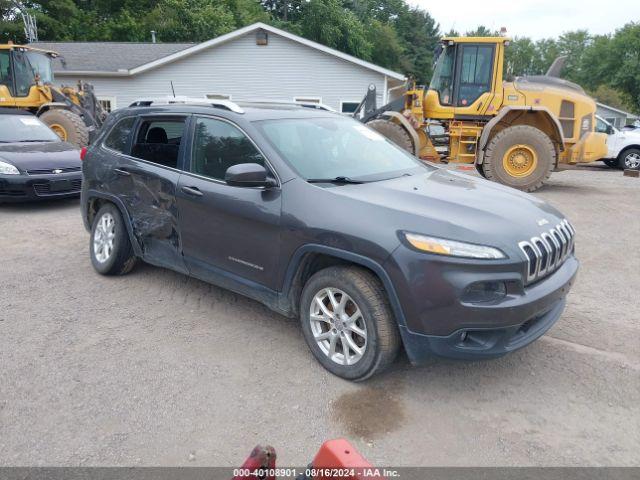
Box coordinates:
[26,166,81,176]
[519,219,575,284]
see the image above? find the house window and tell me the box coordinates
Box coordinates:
[206,94,232,100]
[340,101,360,114]
[605,117,617,128]
[98,97,116,113]
[294,97,321,105]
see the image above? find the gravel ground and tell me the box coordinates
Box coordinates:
[0,165,639,467]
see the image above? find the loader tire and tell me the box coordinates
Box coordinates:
[39,109,89,147]
[482,125,554,192]
[366,119,414,154]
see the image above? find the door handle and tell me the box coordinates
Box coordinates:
[114,168,131,177]
[181,186,203,197]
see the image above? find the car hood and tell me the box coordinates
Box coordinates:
[0,142,80,172]
[620,129,640,140]
[328,168,567,251]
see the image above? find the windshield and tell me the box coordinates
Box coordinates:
[12,50,54,96]
[254,117,426,181]
[429,44,455,105]
[0,115,60,143]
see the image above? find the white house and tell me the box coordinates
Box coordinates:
[596,102,639,129]
[34,22,406,114]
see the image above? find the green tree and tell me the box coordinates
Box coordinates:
[608,22,640,112]
[298,0,372,60]
[366,19,404,71]
[394,5,439,83]
[556,30,590,83]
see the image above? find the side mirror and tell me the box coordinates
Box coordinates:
[225,163,275,188]
[607,125,615,135]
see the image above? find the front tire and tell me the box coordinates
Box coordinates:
[603,159,619,169]
[90,203,137,275]
[366,119,414,154]
[618,148,640,170]
[299,266,400,381]
[39,109,89,147]
[482,125,555,192]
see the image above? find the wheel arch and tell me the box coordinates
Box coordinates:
[618,144,640,161]
[280,245,408,328]
[478,106,564,164]
[85,191,143,257]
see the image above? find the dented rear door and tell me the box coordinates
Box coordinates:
[112,115,189,273]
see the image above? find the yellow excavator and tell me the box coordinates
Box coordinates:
[358,36,608,191]
[0,42,106,146]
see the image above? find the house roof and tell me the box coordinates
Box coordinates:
[33,23,406,81]
[32,41,195,73]
[596,102,639,119]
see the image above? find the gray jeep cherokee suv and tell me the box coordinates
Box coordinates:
[81,98,578,380]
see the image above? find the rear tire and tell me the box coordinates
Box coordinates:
[482,125,555,192]
[90,204,137,276]
[39,109,89,147]
[618,148,640,170]
[299,266,400,381]
[366,119,414,154]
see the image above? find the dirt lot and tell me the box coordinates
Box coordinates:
[0,165,639,467]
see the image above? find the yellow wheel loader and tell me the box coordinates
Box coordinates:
[0,42,106,146]
[358,37,608,192]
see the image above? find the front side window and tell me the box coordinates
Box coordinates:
[595,117,612,134]
[130,118,186,169]
[255,116,425,181]
[104,117,136,153]
[457,45,494,107]
[429,45,455,105]
[0,114,60,143]
[192,117,265,181]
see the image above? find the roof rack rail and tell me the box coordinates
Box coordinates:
[129,96,244,114]
[240,99,336,112]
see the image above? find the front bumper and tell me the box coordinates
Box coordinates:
[0,172,82,202]
[385,248,578,364]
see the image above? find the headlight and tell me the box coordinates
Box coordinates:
[0,160,20,175]
[404,232,506,259]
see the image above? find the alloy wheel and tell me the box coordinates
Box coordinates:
[624,152,640,169]
[93,212,115,263]
[309,288,367,366]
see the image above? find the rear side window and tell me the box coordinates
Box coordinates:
[192,117,265,181]
[104,117,135,153]
[130,118,186,169]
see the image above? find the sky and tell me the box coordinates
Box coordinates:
[409,0,640,39]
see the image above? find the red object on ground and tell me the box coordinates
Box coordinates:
[311,439,383,480]
[232,444,277,480]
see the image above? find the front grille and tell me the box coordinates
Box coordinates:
[33,179,82,196]
[519,219,575,284]
[26,166,81,175]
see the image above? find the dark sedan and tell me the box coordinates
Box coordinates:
[0,109,82,202]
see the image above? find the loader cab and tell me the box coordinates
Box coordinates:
[425,37,507,119]
[0,46,55,99]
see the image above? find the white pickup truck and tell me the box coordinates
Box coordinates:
[596,116,640,169]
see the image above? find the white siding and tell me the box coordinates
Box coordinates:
[57,32,387,111]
